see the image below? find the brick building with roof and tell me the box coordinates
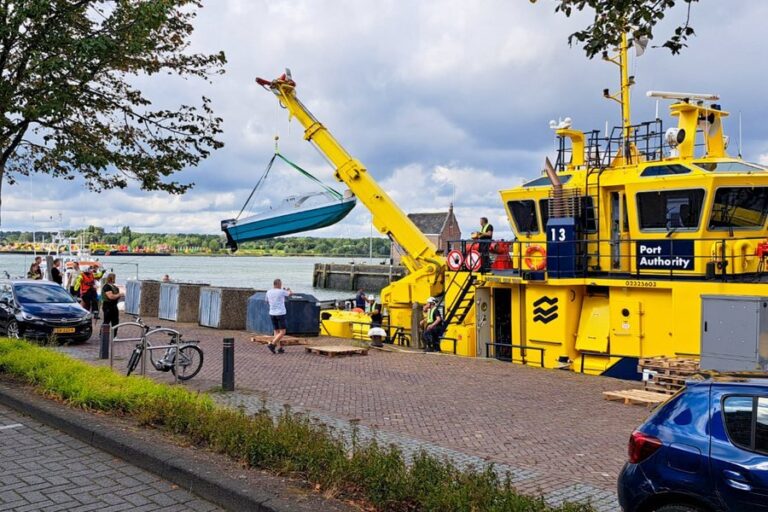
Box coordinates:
[390,204,461,265]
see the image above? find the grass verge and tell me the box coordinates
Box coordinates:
[0,338,595,512]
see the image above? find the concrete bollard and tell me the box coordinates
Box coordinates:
[99,323,111,360]
[222,338,235,392]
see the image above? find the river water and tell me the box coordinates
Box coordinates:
[0,254,387,301]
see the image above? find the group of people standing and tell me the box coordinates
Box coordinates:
[26,256,123,327]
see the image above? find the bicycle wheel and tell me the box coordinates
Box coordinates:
[126,347,142,376]
[171,345,203,381]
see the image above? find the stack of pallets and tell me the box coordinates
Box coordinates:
[638,357,701,395]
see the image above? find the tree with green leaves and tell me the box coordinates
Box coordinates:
[533,0,700,58]
[0,0,226,224]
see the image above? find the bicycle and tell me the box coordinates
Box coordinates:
[120,318,204,381]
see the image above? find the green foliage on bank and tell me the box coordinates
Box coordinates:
[0,227,390,257]
[0,339,594,512]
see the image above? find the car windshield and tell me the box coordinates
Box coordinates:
[14,284,76,304]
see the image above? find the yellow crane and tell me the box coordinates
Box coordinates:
[256,71,445,333]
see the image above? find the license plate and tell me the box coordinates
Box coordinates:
[53,327,76,334]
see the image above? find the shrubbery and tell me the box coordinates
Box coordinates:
[0,338,594,512]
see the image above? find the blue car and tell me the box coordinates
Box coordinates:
[618,377,768,511]
[0,279,93,343]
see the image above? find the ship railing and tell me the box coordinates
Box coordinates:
[556,120,714,171]
[446,236,768,282]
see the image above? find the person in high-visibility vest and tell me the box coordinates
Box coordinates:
[471,217,494,240]
[79,269,98,317]
[422,297,444,352]
[471,217,494,271]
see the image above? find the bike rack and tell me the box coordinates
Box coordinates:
[110,321,183,384]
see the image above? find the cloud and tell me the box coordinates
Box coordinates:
[5,0,768,242]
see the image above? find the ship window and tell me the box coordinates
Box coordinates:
[522,175,572,188]
[540,196,597,232]
[507,200,539,234]
[708,187,768,230]
[641,164,692,177]
[696,161,766,173]
[637,189,705,231]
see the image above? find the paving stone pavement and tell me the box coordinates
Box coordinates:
[64,317,653,511]
[0,403,222,512]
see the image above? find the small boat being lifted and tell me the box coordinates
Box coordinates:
[221,190,356,250]
[221,152,357,251]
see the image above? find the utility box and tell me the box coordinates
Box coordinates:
[124,280,161,317]
[246,292,320,336]
[199,287,257,330]
[701,295,768,372]
[159,282,209,323]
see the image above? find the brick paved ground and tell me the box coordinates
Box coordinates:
[63,317,653,510]
[0,403,221,512]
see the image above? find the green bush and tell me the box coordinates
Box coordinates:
[0,338,594,512]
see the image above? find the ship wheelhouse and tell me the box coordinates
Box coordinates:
[499,103,768,282]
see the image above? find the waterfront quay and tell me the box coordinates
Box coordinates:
[62,318,651,511]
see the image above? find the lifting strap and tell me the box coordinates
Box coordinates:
[235,152,343,220]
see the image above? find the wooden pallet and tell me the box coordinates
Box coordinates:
[603,389,670,406]
[638,357,699,373]
[639,357,701,394]
[305,345,368,357]
[250,335,306,346]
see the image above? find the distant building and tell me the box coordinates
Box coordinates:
[390,204,461,265]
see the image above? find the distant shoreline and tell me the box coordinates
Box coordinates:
[0,251,391,261]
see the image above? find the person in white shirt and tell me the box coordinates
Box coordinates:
[265,278,292,354]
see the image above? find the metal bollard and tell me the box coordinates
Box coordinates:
[99,323,111,360]
[222,338,235,392]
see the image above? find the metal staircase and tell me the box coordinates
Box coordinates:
[441,273,477,326]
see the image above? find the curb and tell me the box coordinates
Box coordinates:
[0,382,281,512]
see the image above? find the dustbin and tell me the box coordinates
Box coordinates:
[246,292,320,336]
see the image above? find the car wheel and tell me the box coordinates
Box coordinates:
[6,320,20,339]
[653,505,703,512]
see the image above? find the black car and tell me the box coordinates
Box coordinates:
[0,280,93,343]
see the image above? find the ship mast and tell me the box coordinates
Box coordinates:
[603,33,633,156]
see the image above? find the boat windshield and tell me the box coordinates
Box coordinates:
[695,161,766,173]
[14,284,76,304]
[708,187,768,230]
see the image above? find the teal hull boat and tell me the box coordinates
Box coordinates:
[221,192,356,251]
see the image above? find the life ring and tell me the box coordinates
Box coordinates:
[465,249,482,271]
[524,245,547,271]
[446,249,464,271]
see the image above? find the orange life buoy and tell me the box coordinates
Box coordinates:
[524,245,547,271]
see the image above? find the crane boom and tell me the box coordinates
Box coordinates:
[256,72,444,324]
[256,72,441,273]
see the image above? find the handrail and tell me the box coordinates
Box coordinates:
[485,342,545,368]
[446,235,768,282]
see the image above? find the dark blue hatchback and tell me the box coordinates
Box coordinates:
[618,378,768,512]
[0,280,92,343]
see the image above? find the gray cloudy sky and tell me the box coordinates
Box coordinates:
[6,0,768,239]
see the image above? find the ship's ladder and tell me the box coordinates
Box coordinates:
[440,271,477,326]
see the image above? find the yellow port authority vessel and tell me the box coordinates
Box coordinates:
[259,33,768,379]
[442,34,768,377]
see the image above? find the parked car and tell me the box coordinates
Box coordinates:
[0,280,92,343]
[618,377,768,512]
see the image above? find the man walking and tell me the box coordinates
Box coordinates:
[266,278,292,354]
